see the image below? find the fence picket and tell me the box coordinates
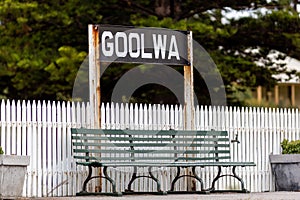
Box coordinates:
[1,100,300,196]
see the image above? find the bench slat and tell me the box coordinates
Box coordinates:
[72,129,228,136]
[75,161,256,167]
[73,149,230,154]
[72,135,229,142]
[74,155,231,161]
[72,142,230,148]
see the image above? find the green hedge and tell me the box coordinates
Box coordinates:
[281,139,300,154]
[0,146,3,155]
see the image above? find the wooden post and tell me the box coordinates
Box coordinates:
[88,24,101,129]
[184,31,194,131]
[257,86,262,104]
[184,31,195,191]
[88,24,102,192]
[291,85,295,106]
[275,85,279,105]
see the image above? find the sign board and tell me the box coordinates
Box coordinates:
[89,24,193,130]
[98,25,189,66]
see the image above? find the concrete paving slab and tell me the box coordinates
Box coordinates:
[29,192,300,200]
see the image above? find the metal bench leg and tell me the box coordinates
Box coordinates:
[170,166,181,191]
[80,165,93,193]
[208,166,249,193]
[103,166,119,194]
[77,165,122,196]
[125,166,166,194]
[169,166,206,193]
[192,166,205,191]
[232,166,249,193]
[126,166,138,192]
[209,166,222,192]
[148,166,164,193]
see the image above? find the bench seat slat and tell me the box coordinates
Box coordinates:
[73,149,230,154]
[75,161,256,167]
[74,155,231,161]
[72,142,230,148]
[72,129,228,136]
[72,136,229,142]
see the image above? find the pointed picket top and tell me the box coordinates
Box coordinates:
[56,101,62,126]
[75,102,81,127]
[1,99,5,122]
[105,102,110,129]
[86,102,91,128]
[16,100,21,124]
[221,106,229,130]
[296,108,299,137]
[165,104,170,129]
[267,107,272,131]
[283,108,288,134]
[124,103,129,129]
[274,107,278,131]
[173,104,178,130]
[133,103,139,129]
[210,106,216,130]
[203,105,208,130]
[161,104,166,130]
[11,99,16,123]
[148,104,152,130]
[81,102,87,127]
[169,104,174,129]
[119,103,125,129]
[291,108,295,132]
[195,105,199,129]
[115,103,120,129]
[21,100,26,122]
[52,101,57,126]
[110,102,115,129]
[26,100,32,123]
[260,106,265,131]
[66,101,71,126]
[100,103,105,128]
[217,106,223,130]
[128,103,133,129]
[152,104,157,130]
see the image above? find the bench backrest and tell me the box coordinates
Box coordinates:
[71,128,231,164]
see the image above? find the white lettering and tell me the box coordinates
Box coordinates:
[141,33,152,59]
[115,32,127,57]
[101,31,182,62]
[152,34,167,59]
[102,31,113,57]
[168,35,180,60]
[128,33,140,58]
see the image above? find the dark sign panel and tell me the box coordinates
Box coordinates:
[99,25,189,66]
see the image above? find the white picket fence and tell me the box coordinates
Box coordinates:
[0,100,299,197]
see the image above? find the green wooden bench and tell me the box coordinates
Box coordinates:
[71,128,255,196]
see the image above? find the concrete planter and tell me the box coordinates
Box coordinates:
[269,154,300,191]
[0,155,30,199]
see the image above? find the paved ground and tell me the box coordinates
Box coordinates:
[29,192,300,200]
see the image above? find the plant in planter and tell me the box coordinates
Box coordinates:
[0,146,30,199]
[269,139,300,191]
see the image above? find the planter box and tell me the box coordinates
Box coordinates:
[269,154,300,191]
[0,155,30,199]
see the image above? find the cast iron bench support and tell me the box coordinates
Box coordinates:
[208,166,249,193]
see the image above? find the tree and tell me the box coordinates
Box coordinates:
[0,0,299,106]
[0,0,101,100]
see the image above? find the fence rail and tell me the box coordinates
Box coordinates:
[0,100,299,196]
